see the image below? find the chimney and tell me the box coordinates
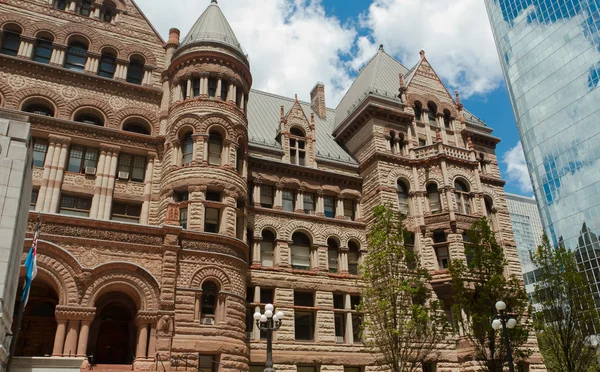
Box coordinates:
[310,82,326,119]
[167,28,181,47]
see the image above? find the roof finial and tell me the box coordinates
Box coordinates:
[379,44,384,51]
[399,73,405,88]
[280,105,284,121]
[419,50,425,60]
[211,0,218,3]
[455,90,464,111]
[295,94,298,102]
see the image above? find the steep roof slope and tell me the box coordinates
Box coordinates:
[247,90,357,166]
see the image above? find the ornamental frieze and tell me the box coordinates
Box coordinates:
[180,240,246,262]
[35,221,163,246]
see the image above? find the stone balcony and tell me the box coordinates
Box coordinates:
[413,143,473,162]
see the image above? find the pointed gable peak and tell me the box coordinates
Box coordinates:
[406,50,454,103]
[179,0,246,58]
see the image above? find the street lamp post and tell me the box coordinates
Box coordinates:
[491,300,517,372]
[254,304,284,372]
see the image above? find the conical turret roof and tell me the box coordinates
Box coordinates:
[179,0,245,57]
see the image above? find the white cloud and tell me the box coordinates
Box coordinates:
[357,0,503,98]
[137,0,357,105]
[503,142,533,194]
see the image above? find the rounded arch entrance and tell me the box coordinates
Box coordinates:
[13,280,59,357]
[88,292,137,365]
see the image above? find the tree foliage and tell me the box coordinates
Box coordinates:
[359,205,450,372]
[531,235,600,372]
[449,217,531,372]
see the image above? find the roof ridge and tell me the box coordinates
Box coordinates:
[333,50,381,111]
[368,49,384,93]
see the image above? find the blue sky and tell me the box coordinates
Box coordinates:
[139,0,532,197]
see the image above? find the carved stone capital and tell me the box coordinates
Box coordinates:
[48,134,71,146]
[99,143,121,154]
[55,306,96,321]
[137,310,159,325]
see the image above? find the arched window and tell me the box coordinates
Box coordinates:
[65,40,88,71]
[397,180,410,215]
[289,127,306,166]
[260,230,275,267]
[33,33,54,64]
[98,49,117,78]
[291,232,311,270]
[427,102,437,126]
[485,196,495,230]
[427,183,441,213]
[200,281,218,322]
[22,99,55,117]
[181,132,193,165]
[126,55,145,85]
[443,109,451,129]
[327,238,339,273]
[454,179,471,215]
[0,25,22,56]
[208,130,223,166]
[348,241,360,275]
[53,0,67,10]
[414,102,422,121]
[74,109,104,126]
[123,121,151,135]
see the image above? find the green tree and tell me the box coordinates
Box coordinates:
[359,205,450,372]
[449,217,531,372]
[531,235,600,372]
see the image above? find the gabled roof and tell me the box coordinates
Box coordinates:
[179,0,245,56]
[335,46,410,128]
[247,90,358,166]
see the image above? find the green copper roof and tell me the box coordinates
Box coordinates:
[179,0,245,56]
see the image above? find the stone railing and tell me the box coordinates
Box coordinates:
[414,144,472,161]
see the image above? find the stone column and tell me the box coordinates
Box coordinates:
[48,136,71,213]
[135,322,149,360]
[252,237,262,266]
[274,184,283,210]
[344,294,354,344]
[186,76,193,98]
[217,294,227,324]
[339,247,349,273]
[253,286,261,340]
[316,191,325,217]
[63,320,80,357]
[140,154,155,225]
[355,198,363,221]
[216,76,223,99]
[295,188,304,213]
[76,319,92,357]
[41,138,61,212]
[17,36,34,58]
[200,74,209,97]
[52,319,67,357]
[143,67,153,86]
[253,182,261,207]
[99,145,120,220]
[90,147,107,219]
[422,109,432,145]
[68,0,76,12]
[437,114,447,143]
[227,83,235,103]
[96,148,113,219]
[92,6,100,18]
[35,139,56,212]
[335,197,344,219]
[84,52,99,74]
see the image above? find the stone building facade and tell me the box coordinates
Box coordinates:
[0,0,543,371]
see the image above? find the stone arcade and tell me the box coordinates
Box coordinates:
[0,0,544,371]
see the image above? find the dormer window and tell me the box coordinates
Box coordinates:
[289,127,306,166]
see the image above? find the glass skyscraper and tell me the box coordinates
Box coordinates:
[486,0,600,308]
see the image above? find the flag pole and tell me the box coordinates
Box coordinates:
[7,214,41,371]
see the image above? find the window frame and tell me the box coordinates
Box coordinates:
[282,189,295,212]
[59,194,92,217]
[126,59,145,85]
[67,145,98,173]
[204,206,220,233]
[260,186,274,208]
[397,180,410,215]
[32,138,48,168]
[117,153,146,182]
[427,183,442,213]
[79,0,93,16]
[454,180,471,215]
[303,193,315,214]
[0,31,21,56]
[64,42,88,71]
[289,128,307,166]
[208,132,223,166]
[181,133,194,165]
[98,53,116,78]
[324,195,335,218]
[343,199,354,220]
[111,202,141,223]
[33,38,53,64]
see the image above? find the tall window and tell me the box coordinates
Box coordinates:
[427,183,441,213]
[260,230,275,267]
[192,79,200,97]
[348,241,359,275]
[59,195,91,217]
[454,180,471,215]
[294,292,315,341]
[65,41,88,71]
[303,193,315,214]
[282,189,295,212]
[324,196,335,218]
[343,200,355,220]
[397,180,410,215]
[443,110,451,129]
[414,102,422,121]
[111,202,141,223]
[30,189,39,211]
[32,139,48,167]
[204,207,220,233]
[333,294,345,343]
[33,37,53,64]
[102,7,113,23]
[179,207,188,229]
[220,81,228,101]
[427,102,437,126]
[200,281,218,322]
[289,127,306,166]
[126,56,145,85]
[0,29,21,56]
[117,154,146,182]
[79,0,93,16]
[208,131,223,166]
[181,132,193,165]
[327,238,339,273]
[433,231,449,269]
[199,355,217,372]
[291,232,311,270]
[485,197,495,230]
[260,186,273,208]
[98,52,116,78]
[67,145,98,173]
[53,0,67,10]
[208,78,217,98]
